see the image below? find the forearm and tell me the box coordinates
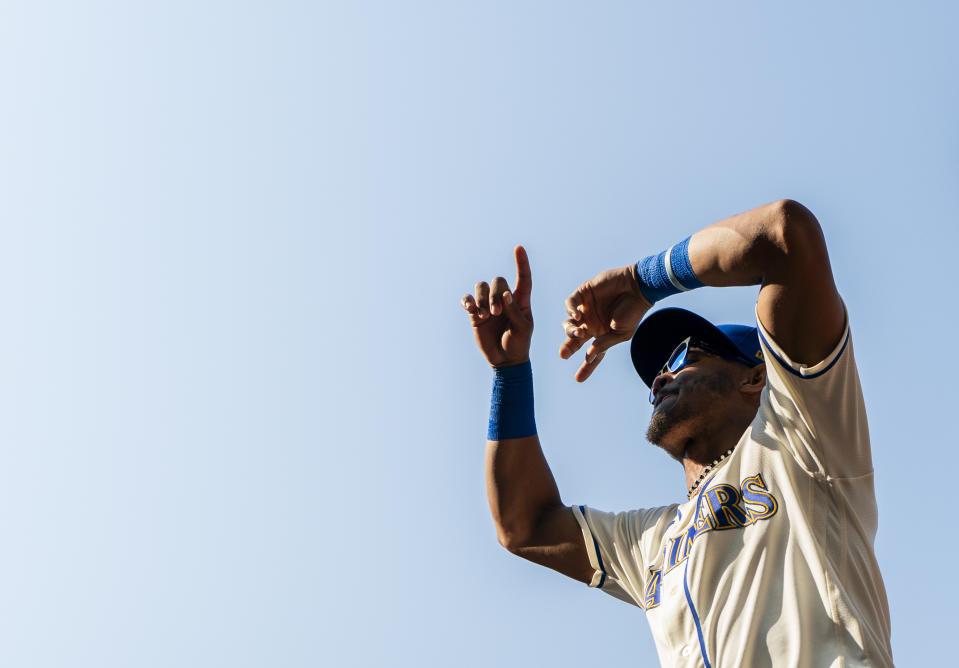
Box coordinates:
[485,435,563,550]
[484,363,563,549]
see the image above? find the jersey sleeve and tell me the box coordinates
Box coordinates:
[755,304,873,479]
[571,503,677,608]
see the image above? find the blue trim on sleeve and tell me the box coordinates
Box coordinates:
[756,327,850,380]
[579,505,607,588]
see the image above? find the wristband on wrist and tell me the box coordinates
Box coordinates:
[487,360,536,441]
[634,235,705,305]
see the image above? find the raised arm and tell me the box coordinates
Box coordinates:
[561,199,845,380]
[461,246,593,583]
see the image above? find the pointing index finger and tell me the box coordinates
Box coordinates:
[513,245,532,306]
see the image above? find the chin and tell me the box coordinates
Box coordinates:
[646,413,686,462]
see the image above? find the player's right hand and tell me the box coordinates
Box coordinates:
[461,245,533,368]
[559,265,653,382]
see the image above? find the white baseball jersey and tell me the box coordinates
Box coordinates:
[572,308,894,667]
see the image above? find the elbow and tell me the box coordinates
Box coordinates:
[768,199,828,260]
[776,198,819,229]
[491,502,566,555]
[495,528,529,554]
[494,513,547,554]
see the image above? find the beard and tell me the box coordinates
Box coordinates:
[646,370,736,460]
[646,400,694,461]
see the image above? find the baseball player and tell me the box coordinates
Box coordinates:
[461,200,893,667]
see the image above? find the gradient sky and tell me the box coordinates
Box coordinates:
[1,1,956,666]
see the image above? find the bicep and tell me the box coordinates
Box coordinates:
[756,200,845,365]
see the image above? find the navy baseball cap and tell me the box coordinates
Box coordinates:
[630,308,765,387]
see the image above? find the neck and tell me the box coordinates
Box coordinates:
[680,414,750,493]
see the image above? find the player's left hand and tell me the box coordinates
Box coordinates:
[461,245,534,368]
[560,265,653,382]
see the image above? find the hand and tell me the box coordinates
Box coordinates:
[461,246,533,368]
[559,265,653,382]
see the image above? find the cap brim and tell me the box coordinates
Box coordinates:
[630,308,741,387]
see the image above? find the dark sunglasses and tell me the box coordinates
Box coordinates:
[648,336,756,405]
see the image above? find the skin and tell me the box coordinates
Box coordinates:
[461,199,844,584]
[647,350,766,489]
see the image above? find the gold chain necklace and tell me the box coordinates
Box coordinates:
[687,446,736,500]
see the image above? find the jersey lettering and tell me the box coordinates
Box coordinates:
[644,568,663,609]
[704,484,752,529]
[741,473,778,521]
[644,472,780,608]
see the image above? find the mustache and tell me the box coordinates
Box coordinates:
[653,388,678,407]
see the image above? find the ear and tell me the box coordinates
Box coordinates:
[740,363,766,396]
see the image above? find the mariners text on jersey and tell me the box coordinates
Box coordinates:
[644,472,779,609]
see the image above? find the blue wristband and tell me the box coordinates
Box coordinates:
[634,236,705,304]
[487,361,536,441]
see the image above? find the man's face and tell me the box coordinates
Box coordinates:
[646,346,741,461]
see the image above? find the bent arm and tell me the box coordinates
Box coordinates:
[486,434,594,584]
[462,247,595,584]
[688,199,845,364]
[561,200,844,380]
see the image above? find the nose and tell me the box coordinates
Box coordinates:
[649,373,672,404]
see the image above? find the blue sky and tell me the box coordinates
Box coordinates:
[0,1,955,666]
